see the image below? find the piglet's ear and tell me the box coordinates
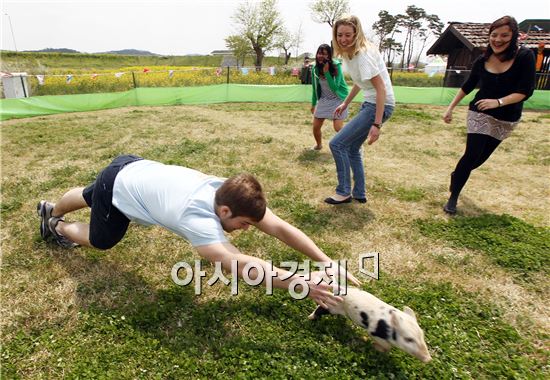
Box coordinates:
[390,310,400,328]
[403,306,417,321]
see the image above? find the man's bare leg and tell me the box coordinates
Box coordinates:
[49,187,93,247]
[52,187,88,217]
[56,221,92,247]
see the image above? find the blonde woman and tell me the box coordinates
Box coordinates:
[325,15,395,205]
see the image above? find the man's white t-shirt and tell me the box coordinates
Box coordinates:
[112,160,227,247]
[342,46,395,106]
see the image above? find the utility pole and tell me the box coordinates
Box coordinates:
[4,13,18,52]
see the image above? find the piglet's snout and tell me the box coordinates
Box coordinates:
[419,351,432,363]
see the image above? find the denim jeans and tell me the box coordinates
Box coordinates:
[329,102,394,198]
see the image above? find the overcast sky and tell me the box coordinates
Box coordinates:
[1,0,548,56]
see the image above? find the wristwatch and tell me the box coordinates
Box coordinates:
[497,98,504,107]
[372,122,382,128]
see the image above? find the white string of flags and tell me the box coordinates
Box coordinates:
[27,66,279,85]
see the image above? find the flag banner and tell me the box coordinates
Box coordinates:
[169,70,174,78]
[36,75,45,85]
[143,68,150,73]
[269,67,276,75]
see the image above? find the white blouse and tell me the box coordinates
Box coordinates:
[342,47,395,106]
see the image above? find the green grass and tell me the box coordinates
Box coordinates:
[416,214,550,275]
[388,106,438,124]
[2,103,548,378]
[393,186,427,202]
[2,279,546,379]
[0,51,296,72]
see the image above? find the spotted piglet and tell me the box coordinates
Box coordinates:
[309,287,432,363]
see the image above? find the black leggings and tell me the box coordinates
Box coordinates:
[450,133,501,199]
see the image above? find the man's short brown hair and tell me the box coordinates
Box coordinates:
[215,173,266,222]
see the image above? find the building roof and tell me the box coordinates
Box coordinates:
[519,19,550,33]
[427,21,550,55]
[210,50,234,56]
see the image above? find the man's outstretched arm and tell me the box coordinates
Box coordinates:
[195,242,342,308]
[253,208,360,286]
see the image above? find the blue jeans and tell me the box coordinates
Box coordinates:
[329,102,394,198]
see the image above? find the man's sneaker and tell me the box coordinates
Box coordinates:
[37,201,57,240]
[47,216,79,248]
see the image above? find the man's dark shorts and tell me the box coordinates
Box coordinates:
[82,154,143,250]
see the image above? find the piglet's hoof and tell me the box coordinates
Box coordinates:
[373,341,391,353]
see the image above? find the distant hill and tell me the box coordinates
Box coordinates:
[26,48,81,53]
[96,49,158,56]
[22,48,158,56]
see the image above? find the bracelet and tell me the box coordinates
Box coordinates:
[497,98,504,107]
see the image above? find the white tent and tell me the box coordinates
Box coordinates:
[423,56,447,76]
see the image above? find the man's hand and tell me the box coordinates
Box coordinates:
[306,277,343,309]
[313,261,361,287]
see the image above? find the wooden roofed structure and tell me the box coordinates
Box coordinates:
[427,20,550,89]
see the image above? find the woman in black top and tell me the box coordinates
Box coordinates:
[442,15,536,214]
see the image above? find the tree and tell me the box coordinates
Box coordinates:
[372,11,401,66]
[397,5,425,70]
[372,11,397,49]
[225,35,254,67]
[380,38,403,68]
[396,6,443,70]
[231,0,284,70]
[275,28,294,65]
[413,14,444,66]
[309,0,350,28]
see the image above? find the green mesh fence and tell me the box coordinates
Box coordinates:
[1,84,548,121]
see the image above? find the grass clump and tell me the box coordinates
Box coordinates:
[416,214,550,274]
[387,105,437,124]
[393,186,426,202]
[269,183,333,234]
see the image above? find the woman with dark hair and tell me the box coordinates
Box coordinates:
[442,15,536,214]
[310,44,349,150]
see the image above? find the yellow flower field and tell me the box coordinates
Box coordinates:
[28,66,302,96]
